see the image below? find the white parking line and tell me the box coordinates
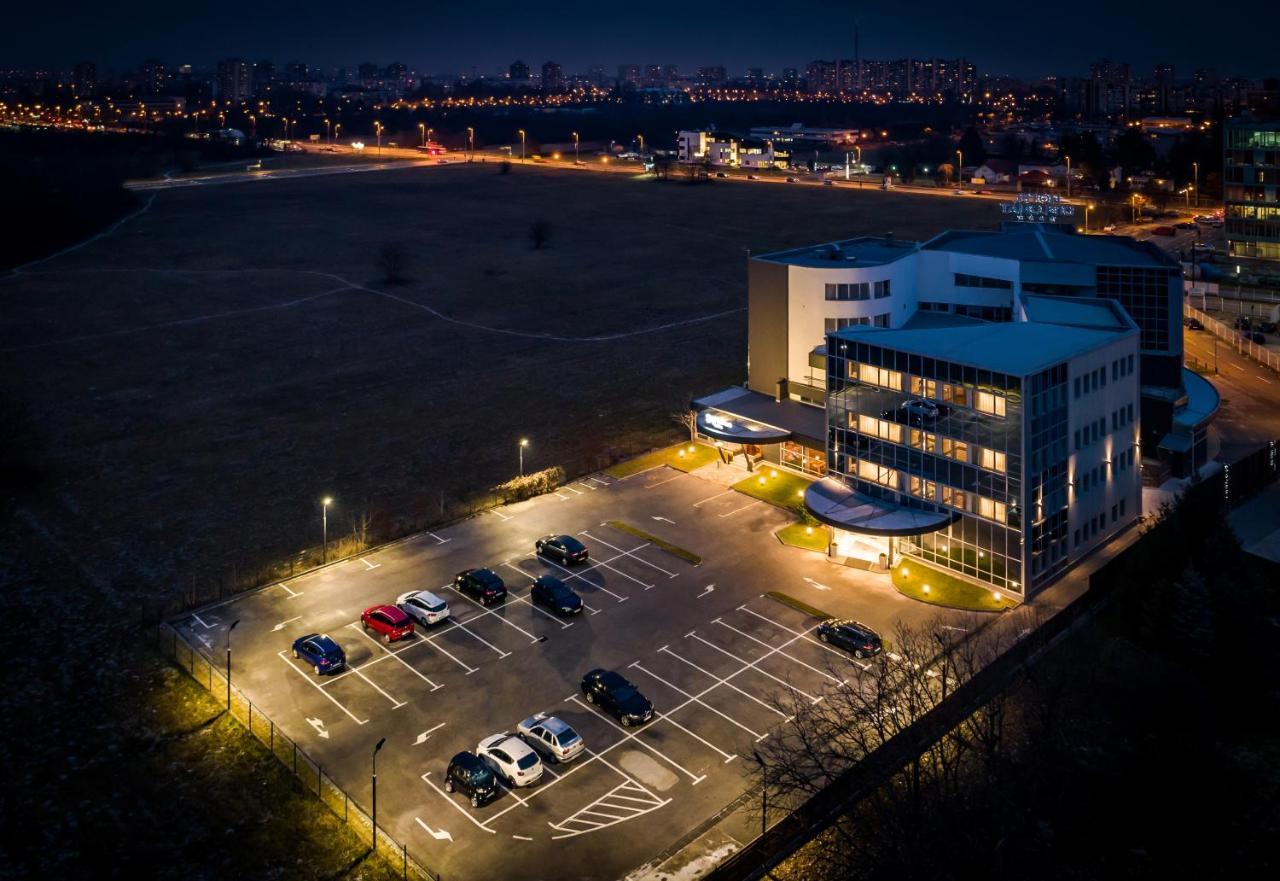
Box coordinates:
[581,531,678,578]
[737,606,868,669]
[428,532,451,545]
[561,485,583,495]
[405,627,481,674]
[630,662,764,742]
[584,476,610,487]
[360,557,380,570]
[718,500,761,518]
[692,489,734,507]
[575,481,597,491]
[277,581,304,599]
[487,508,512,521]
[505,592,573,629]
[538,555,629,602]
[419,773,497,833]
[434,617,511,659]
[688,633,820,703]
[645,473,683,488]
[713,619,842,683]
[658,646,790,719]
[277,651,368,724]
[353,668,407,708]
[346,623,444,690]
[548,780,671,840]
[567,696,706,784]
[444,586,540,643]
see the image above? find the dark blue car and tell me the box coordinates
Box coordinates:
[292,633,345,675]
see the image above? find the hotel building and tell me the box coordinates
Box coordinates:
[1224,118,1280,262]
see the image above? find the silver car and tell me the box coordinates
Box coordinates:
[477,733,543,787]
[396,589,450,626]
[516,713,585,764]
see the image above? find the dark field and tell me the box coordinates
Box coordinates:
[0,163,998,878]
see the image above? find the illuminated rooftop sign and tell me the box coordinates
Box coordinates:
[999,192,1076,223]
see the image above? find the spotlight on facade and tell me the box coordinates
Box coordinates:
[770,470,778,478]
[758,476,766,485]
[992,591,1003,602]
[922,584,931,594]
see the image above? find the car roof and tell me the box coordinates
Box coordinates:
[596,670,630,689]
[482,733,534,757]
[406,590,446,605]
[558,534,586,548]
[449,751,484,769]
[469,568,502,584]
[368,604,409,622]
[831,619,879,635]
[310,634,340,652]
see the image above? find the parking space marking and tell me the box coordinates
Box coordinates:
[359,557,380,570]
[567,696,706,785]
[538,555,629,603]
[277,581,304,599]
[654,711,737,763]
[414,817,454,842]
[504,592,573,629]
[687,633,820,703]
[712,619,843,683]
[645,473,682,488]
[718,500,761,518]
[434,617,511,659]
[549,780,671,840]
[629,662,765,741]
[583,476,611,487]
[736,605,860,665]
[658,646,790,720]
[581,531,678,578]
[191,613,217,629]
[692,489,734,507]
[409,628,482,673]
[420,773,498,834]
[561,485,583,495]
[588,556,655,591]
[487,508,512,521]
[575,481,597,491]
[346,623,444,690]
[444,586,540,643]
[352,668,407,708]
[277,651,368,724]
[427,532,451,545]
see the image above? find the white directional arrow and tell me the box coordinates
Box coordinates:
[271,616,302,632]
[413,722,446,746]
[802,577,831,591]
[306,717,330,739]
[652,515,676,525]
[416,817,453,842]
[696,584,715,599]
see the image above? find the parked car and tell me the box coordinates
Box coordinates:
[1260,321,1279,334]
[977,189,994,195]
[291,633,345,674]
[1249,332,1267,345]
[444,751,499,807]
[816,619,884,659]
[535,534,589,565]
[476,733,543,787]
[360,604,414,642]
[746,174,759,180]
[785,176,797,183]
[1184,317,1205,331]
[1152,225,1176,236]
[823,179,834,186]
[1102,224,1117,233]
[581,668,654,726]
[516,713,585,763]
[715,171,727,178]
[1175,221,1196,230]
[530,575,583,615]
[455,568,507,605]
[900,398,941,423]
[396,589,451,626]
[1234,316,1252,330]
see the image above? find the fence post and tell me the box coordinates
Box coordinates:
[403,843,407,879]
[318,763,322,796]
[293,742,297,775]
[270,719,274,752]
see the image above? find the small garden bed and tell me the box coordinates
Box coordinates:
[776,522,831,553]
[606,442,717,478]
[731,469,812,515]
[891,559,1017,612]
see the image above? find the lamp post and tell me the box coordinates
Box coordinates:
[856,145,863,187]
[371,737,386,854]
[519,438,529,476]
[518,128,526,161]
[1066,155,1072,198]
[375,121,383,154]
[956,149,963,189]
[419,122,425,148]
[637,133,644,155]
[1193,161,1199,209]
[752,750,767,838]
[572,130,579,163]
[466,126,474,161]
[933,632,949,702]
[324,118,330,143]
[226,619,240,710]
[426,127,433,153]
[334,122,341,143]
[321,497,333,563]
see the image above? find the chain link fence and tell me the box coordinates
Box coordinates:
[1184,302,1280,375]
[155,624,439,881]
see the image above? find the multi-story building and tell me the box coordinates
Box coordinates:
[541,61,563,91]
[1224,118,1280,262]
[73,61,96,98]
[216,58,251,103]
[690,224,1218,601]
[617,64,642,88]
[508,60,530,82]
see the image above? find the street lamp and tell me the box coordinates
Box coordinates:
[519,438,529,476]
[1065,155,1072,198]
[321,497,333,563]
[419,122,425,148]
[426,127,433,153]
[375,121,383,154]
[752,750,767,838]
[324,118,330,143]
[1193,161,1199,209]
[572,130,579,163]
[466,126,474,160]
[1085,202,1095,233]
[334,122,341,142]
[955,149,963,189]
[226,619,240,710]
[636,133,644,154]
[371,737,387,855]
[518,129,526,161]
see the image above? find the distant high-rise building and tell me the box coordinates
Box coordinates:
[697,66,727,86]
[587,64,607,86]
[781,68,799,89]
[285,61,309,81]
[745,68,765,88]
[357,62,379,82]
[253,59,276,90]
[541,61,563,91]
[618,64,641,88]
[644,64,666,87]
[141,59,167,95]
[1226,118,1280,262]
[509,60,530,82]
[73,61,96,98]
[216,58,252,103]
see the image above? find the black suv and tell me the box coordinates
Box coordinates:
[455,568,507,605]
[581,668,653,726]
[444,751,498,807]
[530,575,582,616]
[816,619,884,659]
[535,534,589,565]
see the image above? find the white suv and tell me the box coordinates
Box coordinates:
[477,734,543,787]
[396,590,450,626]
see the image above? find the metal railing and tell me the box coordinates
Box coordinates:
[156,625,439,881]
[1184,302,1280,375]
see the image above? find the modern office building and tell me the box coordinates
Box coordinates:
[1224,118,1280,262]
[691,223,1217,600]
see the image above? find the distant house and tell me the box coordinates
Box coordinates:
[973,157,1018,183]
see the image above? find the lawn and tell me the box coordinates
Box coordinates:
[732,469,813,515]
[605,520,703,564]
[606,441,717,478]
[777,522,831,552]
[891,559,1017,612]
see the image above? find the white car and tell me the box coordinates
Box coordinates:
[516,714,585,764]
[900,399,941,422]
[396,590,450,626]
[477,734,543,787]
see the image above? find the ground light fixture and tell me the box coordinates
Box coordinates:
[372,737,387,855]
[901,567,909,577]
[758,476,766,486]
[992,591,1003,602]
[922,584,931,594]
[321,496,333,563]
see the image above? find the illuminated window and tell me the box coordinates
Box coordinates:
[941,486,967,510]
[850,362,903,391]
[977,496,1008,523]
[941,437,969,462]
[939,383,966,406]
[856,414,903,443]
[910,429,937,452]
[909,476,937,500]
[910,376,936,398]
[979,447,1007,473]
[855,458,898,489]
[974,391,1007,417]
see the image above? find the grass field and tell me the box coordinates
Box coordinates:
[0,162,999,877]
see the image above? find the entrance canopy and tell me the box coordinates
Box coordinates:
[804,477,959,537]
[691,387,825,446]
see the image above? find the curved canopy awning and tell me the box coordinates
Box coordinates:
[804,477,959,537]
[696,409,792,444]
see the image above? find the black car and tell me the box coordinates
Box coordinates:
[535,534,589,565]
[454,568,507,605]
[581,668,653,726]
[816,619,884,659]
[1249,332,1267,345]
[444,751,498,808]
[1260,321,1278,334]
[530,575,582,616]
[1184,317,1204,331]
[1234,316,1252,330]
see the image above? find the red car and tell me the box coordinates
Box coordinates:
[361,604,414,642]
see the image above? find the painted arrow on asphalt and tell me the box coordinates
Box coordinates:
[802,577,832,591]
[271,616,302,632]
[306,717,329,739]
[416,818,453,842]
[652,515,676,524]
[413,723,446,746]
[697,584,715,599]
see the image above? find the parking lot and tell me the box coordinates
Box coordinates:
[175,461,974,880]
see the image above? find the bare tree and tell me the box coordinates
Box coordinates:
[529,218,551,250]
[671,408,697,442]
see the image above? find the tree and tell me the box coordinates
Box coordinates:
[958,126,986,167]
[936,162,955,186]
[1112,128,1156,176]
[528,218,551,250]
[378,242,408,284]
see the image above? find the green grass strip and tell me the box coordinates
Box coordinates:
[605,442,718,479]
[731,470,812,515]
[776,522,830,552]
[763,590,834,620]
[891,558,1016,612]
[605,520,702,565]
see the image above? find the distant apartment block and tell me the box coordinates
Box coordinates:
[1225,118,1280,262]
[216,58,252,102]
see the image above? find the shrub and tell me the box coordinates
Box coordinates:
[493,465,565,503]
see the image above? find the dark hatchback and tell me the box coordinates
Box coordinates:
[535,534,589,565]
[816,619,884,659]
[291,633,345,675]
[581,668,653,726]
[455,568,507,605]
[530,575,582,616]
[444,751,499,807]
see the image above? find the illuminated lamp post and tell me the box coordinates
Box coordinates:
[321,496,333,562]
[519,438,529,476]
[518,128,526,161]
[1065,155,1071,198]
[1193,161,1199,209]
[419,122,425,147]
[572,130,579,163]
[637,133,644,155]
[226,619,240,710]
[466,126,474,161]
[371,737,386,855]
[955,149,963,189]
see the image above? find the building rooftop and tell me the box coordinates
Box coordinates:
[832,317,1135,376]
[923,225,1177,269]
[755,236,920,269]
[1019,294,1134,331]
[691,387,826,446]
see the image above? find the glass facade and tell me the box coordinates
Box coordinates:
[825,333,1026,594]
[1225,121,1280,262]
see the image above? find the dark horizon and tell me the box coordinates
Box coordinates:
[6,1,1275,80]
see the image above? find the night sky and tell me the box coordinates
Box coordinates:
[7,1,1271,79]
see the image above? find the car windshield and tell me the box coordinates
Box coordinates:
[515,752,539,770]
[470,767,494,785]
[423,599,446,612]
[475,571,502,588]
[612,684,637,701]
[560,536,586,553]
[555,730,580,747]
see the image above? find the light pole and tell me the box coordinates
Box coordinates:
[419,122,425,148]
[637,133,644,155]
[334,122,341,143]
[466,126,474,161]
[955,149,963,189]
[324,118,330,143]
[519,438,529,476]
[426,127,433,153]
[572,130,579,163]
[321,496,332,563]
[371,737,386,854]
[856,145,863,187]
[1085,202,1094,233]
[518,128,526,161]
[226,619,240,710]
[1193,161,1200,209]
[1065,155,1072,198]
[375,121,383,154]
[752,750,767,838]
